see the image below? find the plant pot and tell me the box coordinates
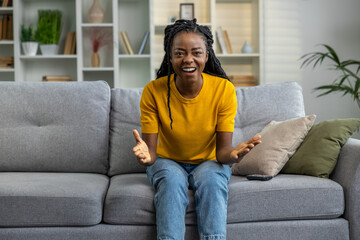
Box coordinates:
[91,52,100,67]
[40,44,59,55]
[22,42,38,56]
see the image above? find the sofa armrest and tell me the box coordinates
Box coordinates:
[330,138,360,240]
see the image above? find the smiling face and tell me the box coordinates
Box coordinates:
[170,31,209,84]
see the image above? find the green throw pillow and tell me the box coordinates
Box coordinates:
[281,118,360,178]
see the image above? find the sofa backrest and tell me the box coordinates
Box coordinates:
[108,88,145,176]
[233,81,305,145]
[0,81,110,173]
[108,81,305,176]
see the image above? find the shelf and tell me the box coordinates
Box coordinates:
[83,67,114,72]
[119,54,150,59]
[0,7,13,13]
[217,53,260,58]
[154,22,212,35]
[154,22,212,30]
[0,40,14,45]
[81,23,114,28]
[216,0,253,3]
[20,55,77,60]
[0,68,14,72]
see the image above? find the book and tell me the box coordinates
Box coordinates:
[124,31,134,55]
[2,15,7,40]
[42,75,71,82]
[63,32,73,54]
[215,27,228,54]
[119,32,129,54]
[223,29,232,54]
[0,56,14,68]
[0,17,2,40]
[70,32,76,54]
[138,31,149,55]
[232,82,256,87]
[229,75,254,83]
[121,31,134,55]
[2,0,8,7]
[229,75,255,87]
[0,57,13,63]
[7,15,12,40]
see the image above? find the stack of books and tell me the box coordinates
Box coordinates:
[0,56,13,68]
[42,75,71,82]
[229,75,256,87]
[63,32,76,55]
[216,26,232,54]
[1,0,12,7]
[0,15,13,40]
[119,31,149,55]
[119,31,134,55]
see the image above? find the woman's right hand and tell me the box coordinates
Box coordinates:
[132,129,153,165]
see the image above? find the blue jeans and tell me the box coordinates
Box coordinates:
[146,158,232,240]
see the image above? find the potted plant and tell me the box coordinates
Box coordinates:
[20,24,38,56]
[34,9,62,55]
[301,44,360,109]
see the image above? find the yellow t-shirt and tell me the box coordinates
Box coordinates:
[140,73,237,164]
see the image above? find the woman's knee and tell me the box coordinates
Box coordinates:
[147,158,188,191]
[193,161,231,186]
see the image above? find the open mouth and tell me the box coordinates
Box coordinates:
[182,67,196,73]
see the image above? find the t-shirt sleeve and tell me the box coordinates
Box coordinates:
[140,83,159,133]
[216,82,237,132]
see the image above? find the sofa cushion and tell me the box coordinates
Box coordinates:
[103,173,344,225]
[233,82,305,145]
[104,174,161,224]
[227,174,344,223]
[0,172,109,227]
[231,115,316,176]
[0,81,110,173]
[281,118,360,178]
[108,88,146,176]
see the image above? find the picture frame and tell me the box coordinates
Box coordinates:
[180,3,194,20]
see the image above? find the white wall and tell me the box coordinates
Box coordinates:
[264,0,360,138]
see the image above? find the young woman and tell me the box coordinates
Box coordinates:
[133,19,261,240]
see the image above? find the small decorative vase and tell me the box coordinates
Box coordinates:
[241,40,253,54]
[88,0,104,23]
[40,44,59,55]
[22,42,38,56]
[91,52,100,67]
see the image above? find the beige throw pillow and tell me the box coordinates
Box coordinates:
[231,115,316,176]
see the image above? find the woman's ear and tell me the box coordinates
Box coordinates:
[205,51,209,63]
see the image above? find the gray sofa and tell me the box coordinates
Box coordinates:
[0,80,358,240]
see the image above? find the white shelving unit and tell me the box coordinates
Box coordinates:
[0,0,263,87]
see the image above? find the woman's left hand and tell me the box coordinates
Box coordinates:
[230,135,261,163]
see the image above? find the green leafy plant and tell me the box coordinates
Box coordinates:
[300,44,360,109]
[34,10,62,44]
[20,25,35,42]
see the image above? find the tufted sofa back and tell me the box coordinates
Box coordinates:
[0,81,304,175]
[0,81,110,173]
[232,81,305,145]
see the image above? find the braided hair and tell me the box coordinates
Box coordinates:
[156,18,229,129]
